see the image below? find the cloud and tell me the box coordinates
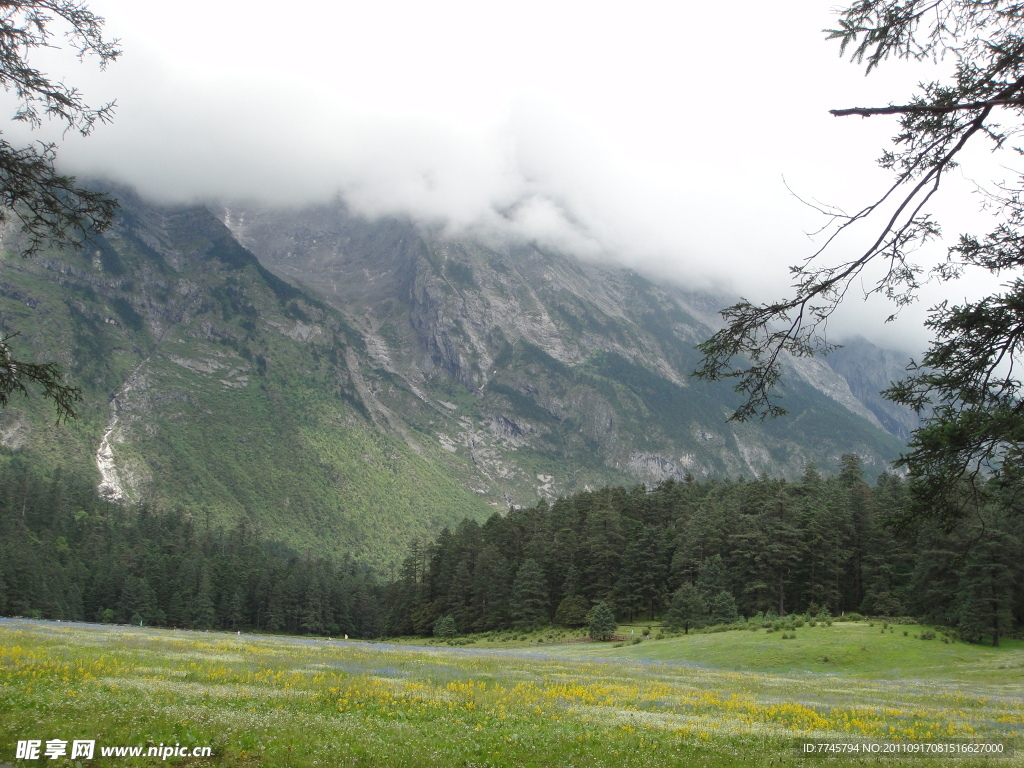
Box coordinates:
[2,0,1002,357]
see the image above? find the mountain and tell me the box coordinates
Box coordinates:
[0,187,492,570]
[218,198,908,484]
[824,338,919,441]
[0,186,910,568]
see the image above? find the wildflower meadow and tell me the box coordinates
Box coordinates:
[0,618,1021,766]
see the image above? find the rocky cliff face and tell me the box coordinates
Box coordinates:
[219,199,909,502]
[824,338,920,441]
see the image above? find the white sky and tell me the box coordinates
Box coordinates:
[4,0,1011,354]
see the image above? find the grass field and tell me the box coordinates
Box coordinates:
[0,618,1021,766]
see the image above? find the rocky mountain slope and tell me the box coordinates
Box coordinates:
[0,187,492,569]
[219,199,909,489]
[0,186,911,566]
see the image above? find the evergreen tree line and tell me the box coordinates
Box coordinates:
[2,454,1022,646]
[0,459,384,636]
[383,456,1024,646]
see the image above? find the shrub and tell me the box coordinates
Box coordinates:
[554,594,591,628]
[433,615,457,640]
[874,592,906,616]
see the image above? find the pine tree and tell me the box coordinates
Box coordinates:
[511,558,549,630]
[225,587,246,630]
[613,524,667,621]
[0,549,7,615]
[579,507,624,602]
[588,601,617,641]
[265,582,285,632]
[472,545,511,631]
[117,574,155,625]
[839,455,875,610]
[955,531,1017,646]
[695,555,730,600]
[411,600,440,636]
[665,583,707,634]
[705,590,740,625]
[191,569,216,630]
[731,479,802,616]
[909,528,963,625]
[446,559,477,632]
[301,570,329,635]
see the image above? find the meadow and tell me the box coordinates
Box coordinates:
[0,618,1021,767]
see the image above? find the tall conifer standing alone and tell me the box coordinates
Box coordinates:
[588,602,617,641]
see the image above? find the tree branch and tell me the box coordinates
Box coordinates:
[830,97,1024,117]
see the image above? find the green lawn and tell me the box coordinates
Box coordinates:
[0,618,1020,767]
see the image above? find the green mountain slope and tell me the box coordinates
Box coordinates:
[0,187,492,569]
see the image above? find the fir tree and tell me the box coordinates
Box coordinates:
[588,601,617,641]
[665,583,707,634]
[472,545,511,631]
[511,558,549,630]
[956,531,1017,647]
[705,590,740,625]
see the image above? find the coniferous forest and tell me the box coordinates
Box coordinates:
[2,455,1022,646]
[0,458,383,637]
